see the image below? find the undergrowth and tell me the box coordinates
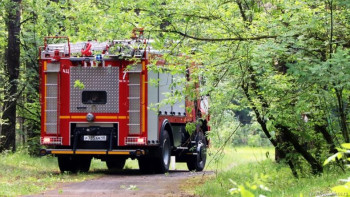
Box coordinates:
[195,147,348,197]
[0,149,105,196]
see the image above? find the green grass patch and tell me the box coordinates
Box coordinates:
[0,150,106,196]
[181,146,273,195]
[194,147,348,197]
[168,146,274,172]
[205,146,274,171]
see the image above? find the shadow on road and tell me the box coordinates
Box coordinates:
[81,169,193,176]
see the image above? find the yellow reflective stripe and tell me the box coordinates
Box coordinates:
[43,61,47,71]
[71,116,86,119]
[67,116,129,120]
[95,116,118,120]
[51,150,73,154]
[118,116,128,119]
[75,151,106,155]
[108,151,130,155]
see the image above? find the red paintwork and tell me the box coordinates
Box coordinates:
[81,43,92,57]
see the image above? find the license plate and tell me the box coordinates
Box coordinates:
[83,135,107,141]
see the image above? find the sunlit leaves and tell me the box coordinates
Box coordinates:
[323,152,343,166]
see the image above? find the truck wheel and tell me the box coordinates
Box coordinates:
[77,156,92,172]
[106,157,126,171]
[155,129,171,173]
[187,131,207,172]
[138,157,154,173]
[58,155,78,173]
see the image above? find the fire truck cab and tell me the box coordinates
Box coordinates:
[39,32,209,173]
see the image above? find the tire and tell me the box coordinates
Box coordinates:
[187,131,207,172]
[58,155,91,173]
[77,156,92,172]
[155,129,171,173]
[58,155,78,173]
[138,157,154,173]
[106,157,126,171]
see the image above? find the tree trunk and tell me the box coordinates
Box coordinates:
[0,0,22,152]
[335,88,349,142]
[241,83,298,177]
[276,124,323,174]
[314,124,337,154]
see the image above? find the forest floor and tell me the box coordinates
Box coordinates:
[0,147,272,196]
[25,169,212,197]
[22,147,271,197]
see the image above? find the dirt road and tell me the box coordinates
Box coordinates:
[26,170,212,197]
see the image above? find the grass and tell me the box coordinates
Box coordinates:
[0,150,107,196]
[181,146,274,195]
[0,146,270,196]
[205,146,274,171]
[191,146,349,197]
[1,146,345,196]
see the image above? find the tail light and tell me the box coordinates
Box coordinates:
[40,137,63,145]
[125,137,147,145]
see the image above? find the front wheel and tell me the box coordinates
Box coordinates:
[187,131,207,172]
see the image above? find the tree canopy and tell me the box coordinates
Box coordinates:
[1,0,350,176]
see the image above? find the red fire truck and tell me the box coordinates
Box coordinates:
[39,30,209,173]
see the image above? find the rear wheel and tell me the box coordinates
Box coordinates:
[155,129,171,173]
[58,155,92,173]
[58,155,78,173]
[138,157,154,173]
[106,157,126,171]
[78,156,92,172]
[187,131,207,172]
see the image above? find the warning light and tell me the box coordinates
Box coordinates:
[96,54,102,61]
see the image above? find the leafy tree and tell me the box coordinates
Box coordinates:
[1,0,349,179]
[0,0,22,152]
[109,0,350,176]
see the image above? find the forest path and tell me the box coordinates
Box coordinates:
[25,169,212,197]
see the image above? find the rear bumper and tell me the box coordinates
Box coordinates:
[40,149,145,157]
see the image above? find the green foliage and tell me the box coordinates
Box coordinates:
[74,80,85,90]
[185,122,196,136]
[228,174,271,196]
[234,124,272,147]
[324,143,350,196]
[117,0,350,175]
[197,159,349,197]
[0,0,349,182]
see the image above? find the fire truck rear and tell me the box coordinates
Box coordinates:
[39,31,209,173]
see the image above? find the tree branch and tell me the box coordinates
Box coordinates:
[155,29,276,42]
